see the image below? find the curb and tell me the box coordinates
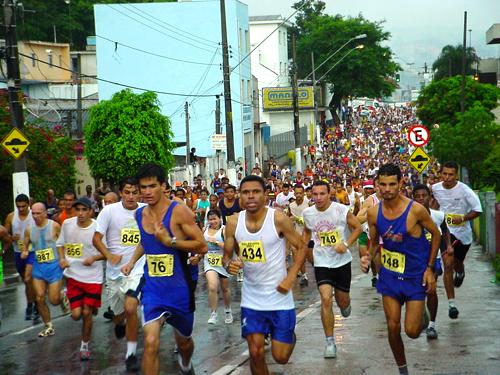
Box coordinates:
[0,273,21,292]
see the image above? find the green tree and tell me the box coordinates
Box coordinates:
[429,103,500,188]
[292,3,400,122]
[416,76,500,126]
[0,116,76,221]
[17,0,175,50]
[480,143,500,191]
[84,89,175,185]
[431,44,480,81]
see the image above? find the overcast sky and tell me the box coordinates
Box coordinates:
[243,0,499,73]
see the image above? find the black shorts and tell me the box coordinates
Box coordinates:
[450,234,471,263]
[314,262,352,292]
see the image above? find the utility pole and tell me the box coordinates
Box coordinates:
[311,51,320,145]
[76,53,83,139]
[185,101,190,166]
[291,33,302,172]
[460,11,467,115]
[220,0,236,183]
[3,0,30,198]
[215,95,221,170]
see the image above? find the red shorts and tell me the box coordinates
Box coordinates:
[66,278,103,310]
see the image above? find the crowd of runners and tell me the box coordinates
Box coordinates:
[0,104,483,375]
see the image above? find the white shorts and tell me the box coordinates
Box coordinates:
[106,274,143,315]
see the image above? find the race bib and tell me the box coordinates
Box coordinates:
[295,216,305,226]
[319,230,341,247]
[65,243,83,258]
[147,254,174,277]
[425,232,432,243]
[207,253,223,267]
[381,248,405,273]
[17,240,32,251]
[239,240,266,263]
[121,228,141,245]
[445,214,465,227]
[36,248,55,263]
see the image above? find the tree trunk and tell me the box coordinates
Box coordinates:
[328,93,342,127]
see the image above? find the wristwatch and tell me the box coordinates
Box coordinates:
[171,236,177,247]
[426,263,435,272]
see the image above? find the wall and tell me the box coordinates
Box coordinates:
[262,110,315,137]
[94,0,252,160]
[18,41,72,82]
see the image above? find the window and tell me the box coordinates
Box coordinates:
[48,53,53,68]
[245,30,249,53]
[31,53,36,67]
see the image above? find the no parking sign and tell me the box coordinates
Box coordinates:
[407,125,430,147]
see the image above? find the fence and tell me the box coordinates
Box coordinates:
[474,191,498,258]
[267,127,308,166]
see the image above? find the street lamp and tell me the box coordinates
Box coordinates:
[65,0,72,47]
[304,33,367,81]
[316,44,364,83]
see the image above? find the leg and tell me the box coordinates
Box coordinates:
[81,305,93,343]
[33,279,50,324]
[247,333,269,375]
[426,280,438,323]
[441,253,455,300]
[205,271,219,312]
[142,320,162,375]
[175,329,194,370]
[125,296,139,343]
[220,277,231,309]
[318,284,335,337]
[334,288,351,311]
[71,306,83,321]
[24,264,35,305]
[404,300,425,339]
[382,295,406,367]
[47,280,63,306]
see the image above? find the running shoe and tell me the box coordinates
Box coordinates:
[224,309,233,324]
[38,324,55,337]
[237,270,244,282]
[80,349,91,361]
[340,304,352,318]
[426,327,438,340]
[449,306,459,319]
[207,311,217,325]
[178,354,195,375]
[25,305,33,320]
[324,342,337,358]
[32,306,40,321]
[103,307,115,320]
[371,276,378,287]
[114,323,126,339]
[60,289,70,314]
[264,334,271,346]
[454,272,465,288]
[422,309,430,330]
[299,273,309,286]
[125,354,139,372]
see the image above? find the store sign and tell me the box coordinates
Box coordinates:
[262,87,314,111]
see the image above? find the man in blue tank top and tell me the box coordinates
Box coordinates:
[122,163,207,375]
[365,164,441,375]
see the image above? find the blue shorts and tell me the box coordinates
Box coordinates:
[241,307,296,344]
[142,304,194,337]
[32,261,63,284]
[14,252,34,276]
[376,271,426,305]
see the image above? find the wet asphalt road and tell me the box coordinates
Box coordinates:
[1,244,499,375]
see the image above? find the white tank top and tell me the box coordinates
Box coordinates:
[12,210,33,253]
[235,208,294,311]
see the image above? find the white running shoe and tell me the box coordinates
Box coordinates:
[324,342,337,358]
[224,309,233,324]
[207,311,218,324]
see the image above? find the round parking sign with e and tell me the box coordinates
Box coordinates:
[408,125,430,147]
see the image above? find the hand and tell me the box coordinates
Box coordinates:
[109,253,123,266]
[277,277,293,294]
[334,242,348,254]
[226,258,244,275]
[121,262,133,276]
[188,254,201,265]
[360,254,371,273]
[154,221,172,245]
[59,258,70,269]
[12,233,20,241]
[20,250,28,260]
[423,268,436,294]
[83,257,95,266]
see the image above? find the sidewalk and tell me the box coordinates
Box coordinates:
[230,244,500,375]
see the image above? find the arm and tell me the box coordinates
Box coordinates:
[21,227,31,259]
[56,223,69,269]
[92,231,122,265]
[275,211,307,294]
[416,205,440,293]
[121,243,145,276]
[440,220,453,255]
[356,196,373,225]
[334,211,362,254]
[0,225,12,254]
[3,213,14,251]
[222,215,243,275]
[365,206,379,272]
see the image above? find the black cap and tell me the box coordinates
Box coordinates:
[73,197,92,209]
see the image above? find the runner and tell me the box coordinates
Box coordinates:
[57,197,104,360]
[4,194,36,320]
[203,209,233,325]
[412,184,453,339]
[219,184,241,225]
[92,177,145,372]
[366,164,440,375]
[275,183,294,210]
[288,184,310,285]
[223,175,307,375]
[23,202,69,338]
[192,188,210,228]
[431,161,482,319]
[57,190,77,224]
[302,180,362,358]
[122,162,207,375]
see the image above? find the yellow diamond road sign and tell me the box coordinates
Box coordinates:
[1,128,30,159]
[408,147,430,174]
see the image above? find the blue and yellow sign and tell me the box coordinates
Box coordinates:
[262,87,315,111]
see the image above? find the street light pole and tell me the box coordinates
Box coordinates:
[316,45,364,83]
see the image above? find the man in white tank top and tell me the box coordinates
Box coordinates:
[303,180,362,359]
[223,175,307,375]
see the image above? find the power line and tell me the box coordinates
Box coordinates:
[18,52,218,98]
[96,35,220,66]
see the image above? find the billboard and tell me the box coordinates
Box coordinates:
[262,86,315,111]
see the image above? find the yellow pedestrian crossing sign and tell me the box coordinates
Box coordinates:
[1,128,30,159]
[408,147,430,174]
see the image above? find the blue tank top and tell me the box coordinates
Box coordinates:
[376,200,429,278]
[136,201,195,312]
[31,220,58,265]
